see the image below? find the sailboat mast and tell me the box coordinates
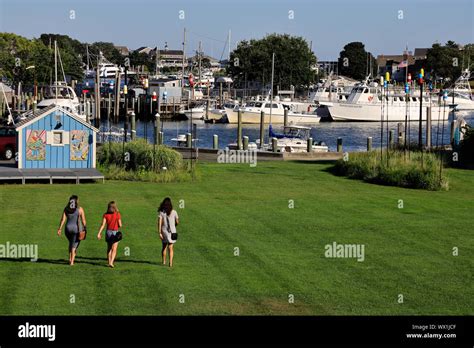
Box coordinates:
[54,41,58,102]
[228,29,231,61]
[182,27,186,91]
[270,52,275,124]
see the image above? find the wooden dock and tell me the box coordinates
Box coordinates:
[0,164,104,184]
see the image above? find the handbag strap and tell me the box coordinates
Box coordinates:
[165,214,172,234]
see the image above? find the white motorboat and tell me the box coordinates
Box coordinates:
[179,106,205,120]
[207,100,239,121]
[225,99,320,124]
[321,82,450,122]
[36,83,85,119]
[256,125,328,153]
[171,134,199,146]
[444,70,474,112]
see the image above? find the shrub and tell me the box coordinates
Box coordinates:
[97,140,196,183]
[333,150,448,191]
[98,139,184,172]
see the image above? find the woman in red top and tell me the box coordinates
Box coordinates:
[97,201,122,268]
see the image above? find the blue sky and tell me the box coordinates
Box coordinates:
[0,0,473,60]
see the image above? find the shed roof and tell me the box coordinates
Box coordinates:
[15,105,99,132]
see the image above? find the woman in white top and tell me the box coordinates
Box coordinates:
[158,197,179,267]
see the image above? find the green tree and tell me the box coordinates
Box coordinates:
[337,42,375,80]
[0,33,52,86]
[89,42,124,66]
[227,33,317,92]
[426,41,472,85]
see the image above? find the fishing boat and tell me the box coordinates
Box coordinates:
[320,82,450,122]
[445,69,474,112]
[225,98,320,124]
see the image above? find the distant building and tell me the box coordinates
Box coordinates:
[188,54,221,72]
[413,48,429,61]
[135,46,154,55]
[114,45,129,56]
[377,53,416,82]
[317,61,338,75]
[154,49,185,69]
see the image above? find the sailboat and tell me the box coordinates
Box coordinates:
[34,41,86,121]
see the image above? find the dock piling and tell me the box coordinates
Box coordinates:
[186,133,192,148]
[259,111,265,149]
[426,106,432,149]
[243,136,249,150]
[307,138,313,152]
[237,110,243,150]
[272,137,278,152]
[213,134,218,150]
[367,137,372,151]
[284,109,288,127]
[131,112,136,140]
[337,137,343,152]
[154,113,160,145]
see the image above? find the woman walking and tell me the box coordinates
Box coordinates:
[158,197,179,267]
[57,195,87,266]
[97,201,122,268]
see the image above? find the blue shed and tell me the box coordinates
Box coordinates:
[15,105,99,169]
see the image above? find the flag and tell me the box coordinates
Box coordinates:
[398,60,408,68]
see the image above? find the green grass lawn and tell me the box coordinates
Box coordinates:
[0,161,472,315]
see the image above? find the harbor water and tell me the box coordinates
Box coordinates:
[108,113,474,152]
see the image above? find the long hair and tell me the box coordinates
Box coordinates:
[107,201,118,214]
[64,195,78,214]
[159,197,173,216]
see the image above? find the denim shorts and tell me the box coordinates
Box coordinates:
[106,230,119,244]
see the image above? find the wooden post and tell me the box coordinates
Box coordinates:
[337,137,343,152]
[107,93,111,124]
[397,122,404,144]
[367,137,372,151]
[259,111,265,149]
[213,134,218,149]
[131,111,136,140]
[426,106,432,149]
[206,98,210,120]
[284,108,288,127]
[450,117,455,146]
[272,137,278,152]
[307,137,313,152]
[237,110,242,150]
[154,113,160,145]
[389,130,394,149]
[85,100,90,123]
[186,132,192,148]
[159,131,164,145]
[243,136,249,150]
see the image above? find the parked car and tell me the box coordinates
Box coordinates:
[0,127,16,160]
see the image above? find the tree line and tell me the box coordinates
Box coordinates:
[0,32,472,90]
